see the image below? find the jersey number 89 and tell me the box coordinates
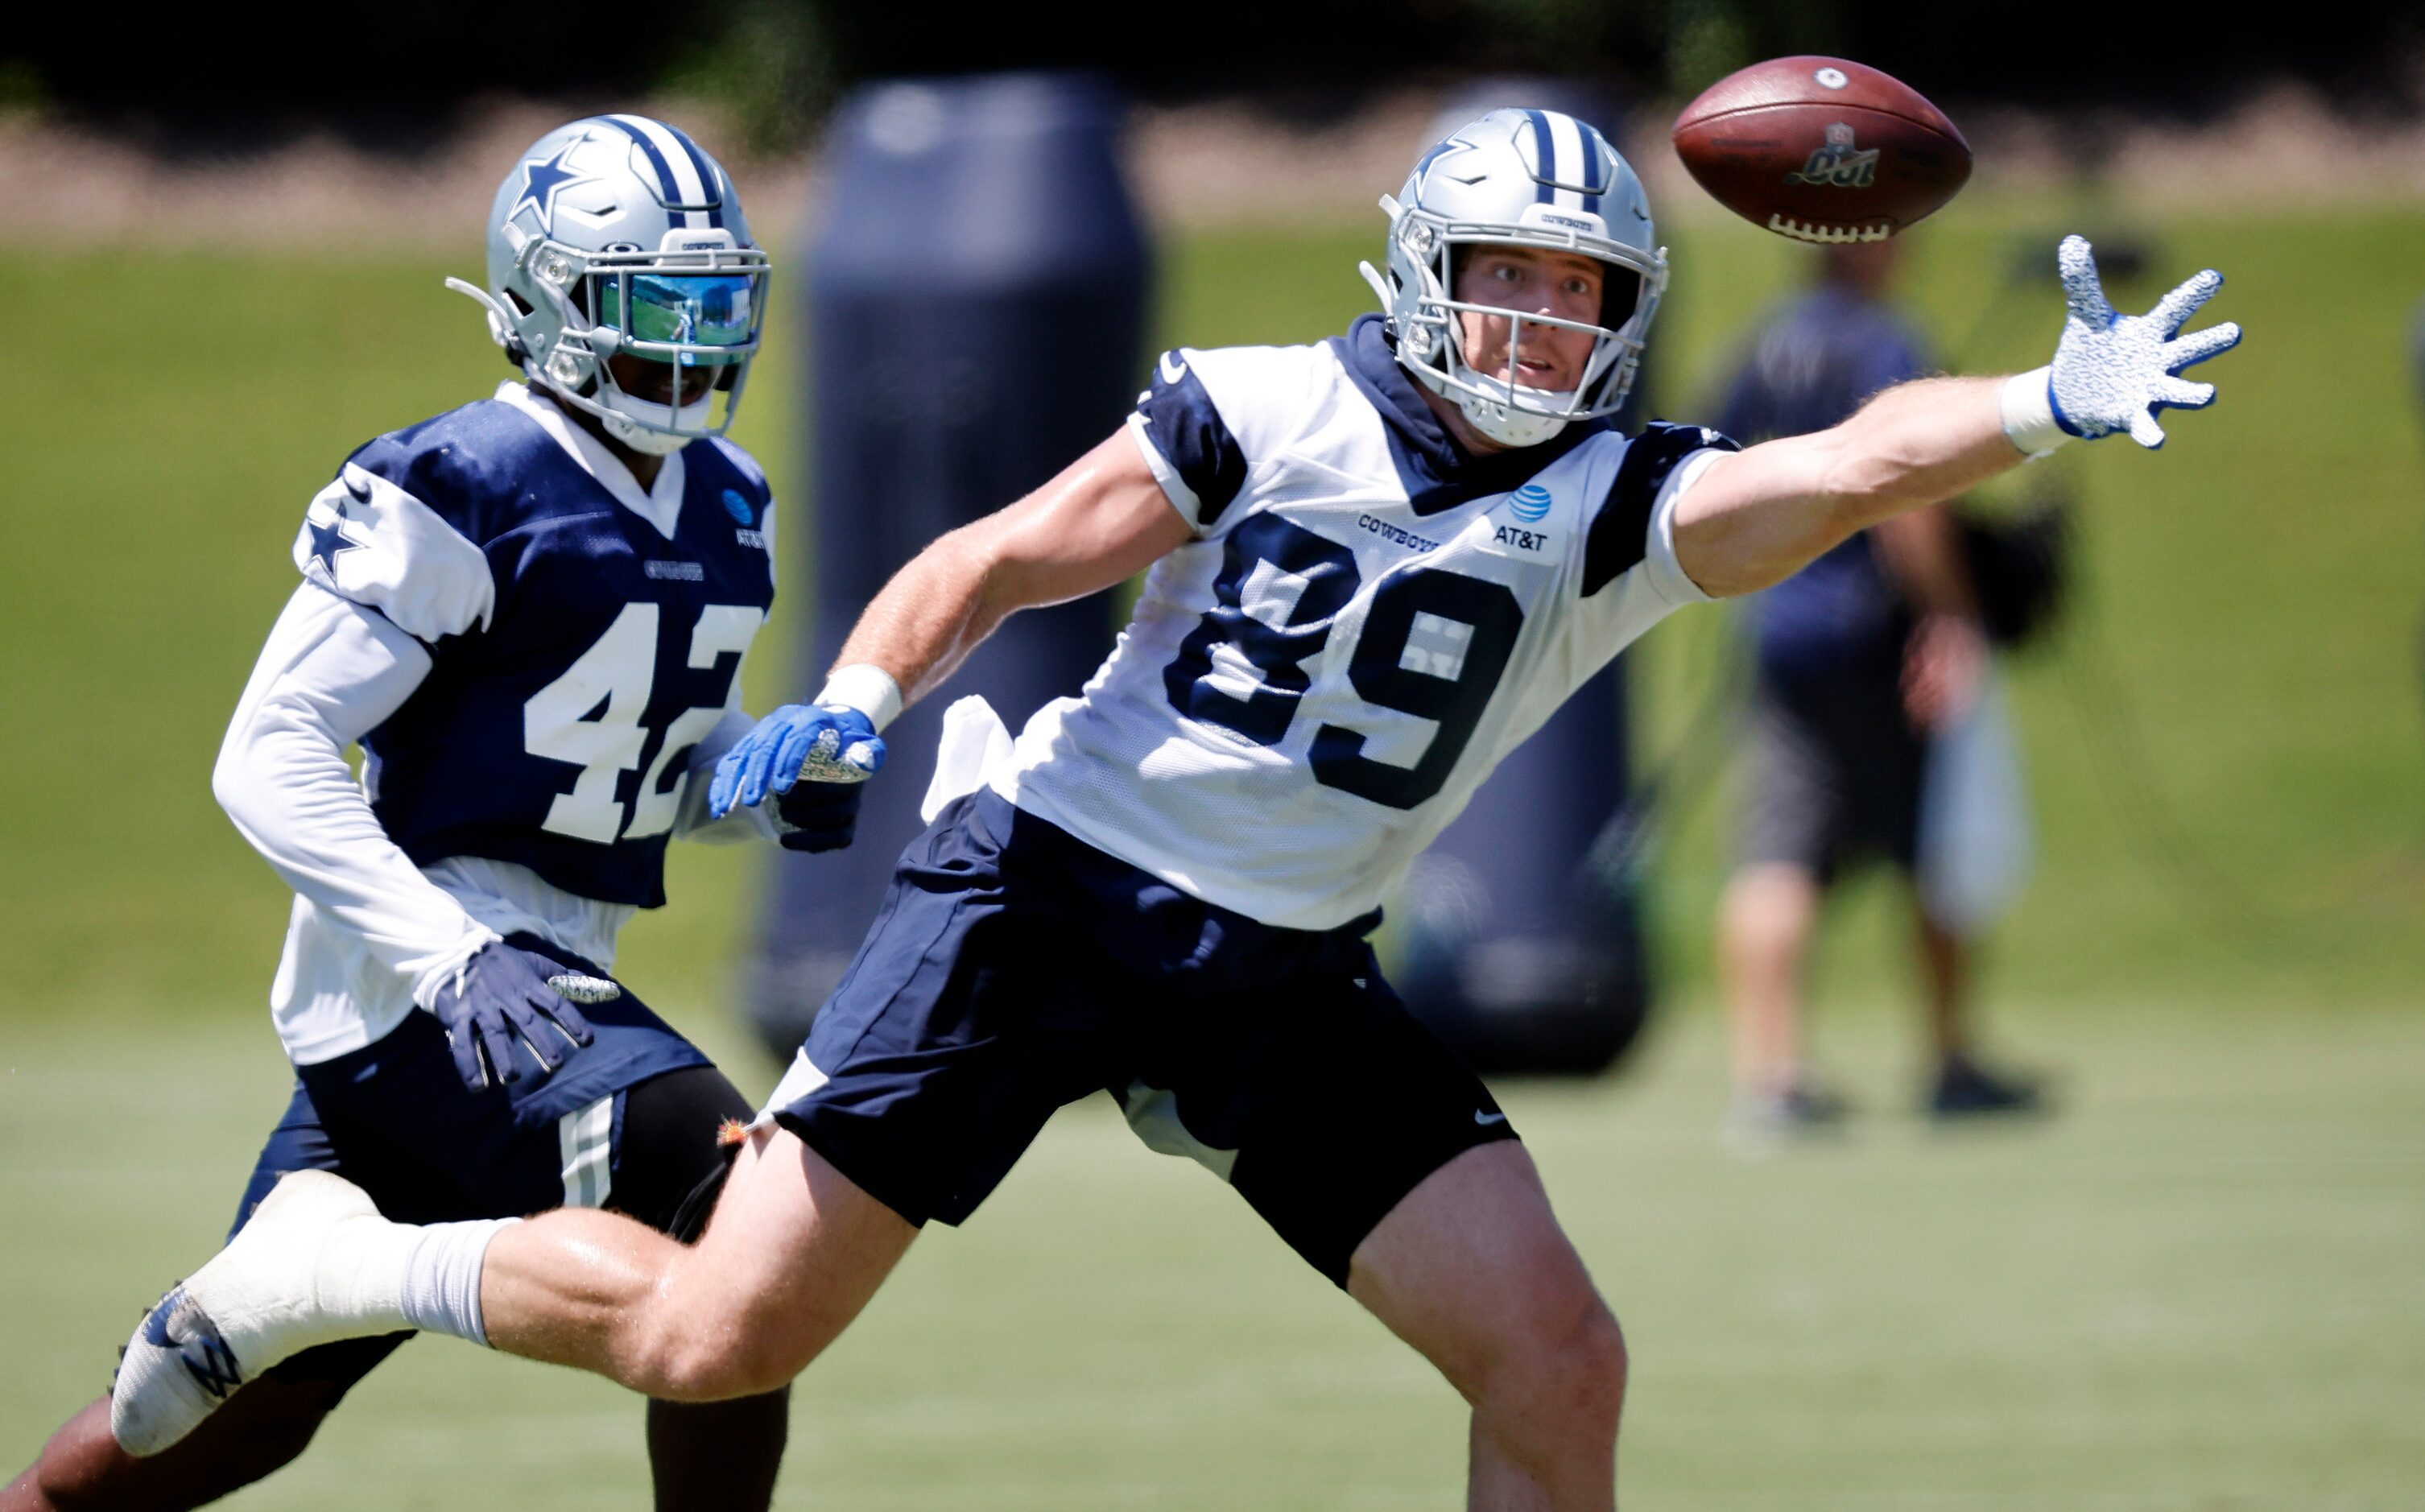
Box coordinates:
[1163,514,1522,810]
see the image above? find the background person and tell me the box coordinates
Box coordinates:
[1712,239,2045,1134]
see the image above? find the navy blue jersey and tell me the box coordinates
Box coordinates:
[291,385,776,907]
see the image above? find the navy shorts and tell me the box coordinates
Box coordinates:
[771,791,1517,1287]
[1739,661,1927,882]
[234,936,747,1394]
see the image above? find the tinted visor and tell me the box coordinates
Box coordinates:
[598,274,755,366]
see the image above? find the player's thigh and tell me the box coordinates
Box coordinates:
[652,1125,919,1387]
[1345,1140,1610,1403]
[766,793,1129,1232]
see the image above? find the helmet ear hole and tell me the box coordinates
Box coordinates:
[505,289,535,318]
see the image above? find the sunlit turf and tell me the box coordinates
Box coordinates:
[4,994,2421,1507]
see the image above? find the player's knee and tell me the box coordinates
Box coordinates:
[1489,1290,1628,1446]
[1562,1303,1629,1435]
[642,1318,818,1403]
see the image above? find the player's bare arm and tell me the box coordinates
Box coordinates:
[708,431,1188,813]
[1674,235,2240,599]
[1671,374,2011,597]
[833,429,1192,705]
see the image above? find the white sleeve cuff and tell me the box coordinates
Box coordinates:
[1642,449,1725,606]
[816,663,904,733]
[1126,411,1202,531]
[1999,368,2072,460]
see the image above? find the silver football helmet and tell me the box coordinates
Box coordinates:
[447,114,770,456]
[1361,108,1667,447]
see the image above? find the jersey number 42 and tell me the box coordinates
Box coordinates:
[524,602,764,844]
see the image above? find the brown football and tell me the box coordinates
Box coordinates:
[1671,56,1970,243]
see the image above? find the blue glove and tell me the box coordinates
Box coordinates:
[2048,234,2241,448]
[708,704,886,819]
[428,942,605,1092]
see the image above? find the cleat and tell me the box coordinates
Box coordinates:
[1927,1054,2050,1120]
[111,1171,399,1455]
[1725,1072,1853,1151]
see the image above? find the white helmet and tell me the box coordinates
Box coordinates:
[446,114,770,456]
[1361,108,1667,448]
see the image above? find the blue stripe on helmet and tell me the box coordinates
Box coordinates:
[1524,109,1558,204]
[588,115,683,210]
[657,121,726,229]
[1579,122,1609,217]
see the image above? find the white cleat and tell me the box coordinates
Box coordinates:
[112,1170,400,1455]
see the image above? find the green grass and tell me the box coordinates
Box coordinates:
[3,205,2423,1502]
[5,996,2422,1506]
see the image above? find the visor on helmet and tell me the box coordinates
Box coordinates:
[596,273,757,367]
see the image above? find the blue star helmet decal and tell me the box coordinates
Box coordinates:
[510,141,596,234]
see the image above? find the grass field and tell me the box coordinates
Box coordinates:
[3,198,2422,1503]
[7,997,2421,1506]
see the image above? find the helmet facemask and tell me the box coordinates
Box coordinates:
[1371,202,1667,448]
[1357,107,1669,448]
[520,236,770,455]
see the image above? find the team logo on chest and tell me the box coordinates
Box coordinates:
[1490,483,1558,554]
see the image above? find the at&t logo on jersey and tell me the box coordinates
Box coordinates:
[1490,482,1555,553]
[1506,484,1553,523]
[724,487,767,550]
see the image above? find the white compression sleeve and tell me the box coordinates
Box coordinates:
[214,584,499,1003]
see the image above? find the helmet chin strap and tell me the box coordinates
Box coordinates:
[599,393,708,456]
[1456,390,1572,448]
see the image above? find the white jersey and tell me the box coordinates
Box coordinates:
[994,316,1732,932]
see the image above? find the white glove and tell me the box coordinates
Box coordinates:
[2047,234,2241,448]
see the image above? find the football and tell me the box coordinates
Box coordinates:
[1671,56,1971,243]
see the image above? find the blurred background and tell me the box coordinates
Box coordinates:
[3,3,2421,1506]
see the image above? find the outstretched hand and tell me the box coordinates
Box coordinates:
[2048,234,2242,448]
[708,703,887,820]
